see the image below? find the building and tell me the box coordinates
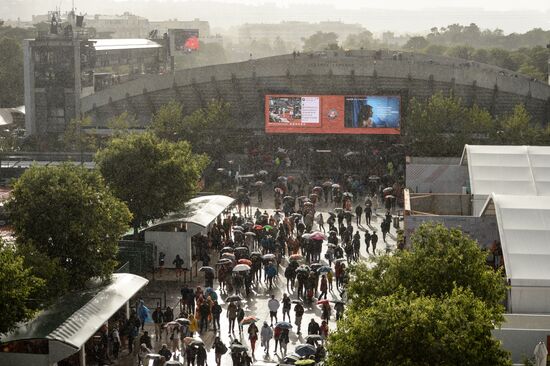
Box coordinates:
[149,18,210,38]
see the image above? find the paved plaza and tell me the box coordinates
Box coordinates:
[117,199,399,366]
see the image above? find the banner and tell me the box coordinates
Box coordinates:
[265,95,401,135]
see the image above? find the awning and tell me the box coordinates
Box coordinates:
[1,273,148,361]
[91,38,162,51]
[145,194,234,230]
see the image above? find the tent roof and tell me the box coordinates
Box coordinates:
[91,38,162,51]
[145,195,234,230]
[482,194,550,286]
[1,273,148,350]
[461,145,550,196]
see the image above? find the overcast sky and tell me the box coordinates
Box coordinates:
[2,0,549,33]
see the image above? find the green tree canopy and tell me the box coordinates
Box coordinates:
[327,288,511,366]
[403,36,429,51]
[95,133,209,233]
[0,244,44,336]
[347,223,507,313]
[7,164,131,294]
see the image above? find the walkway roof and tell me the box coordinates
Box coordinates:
[145,195,234,231]
[1,273,148,351]
[461,145,550,196]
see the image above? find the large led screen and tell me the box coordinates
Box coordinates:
[265,95,400,134]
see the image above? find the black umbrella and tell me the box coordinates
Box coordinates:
[226,294,243,303]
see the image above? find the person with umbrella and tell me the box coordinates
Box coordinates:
[213,336,227,366]
[158,343,172,363]
[308,318,320,335]
[260,321,273,355]
[321,301,331,321]
[198,300,210,333]
[196,344,207,366]
[185,342,197,366]
[248,321,259,356]
[294,301,305,335]
[279,328,290,356]
[273,324,282,354]
[316,213,325,233]
[319,321,329,344]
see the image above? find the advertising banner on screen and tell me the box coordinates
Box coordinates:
[265,95,400,134]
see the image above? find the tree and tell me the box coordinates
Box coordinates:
[343,31,375,50]
[327,288,511,366]
[302,31,338,52]
[107,111,137,137]
[150,101,184,141]
[0,37,24,107]
[60,117,98,152]
[6,164,131,294]
[347,223,507,313]
[403,36,429,51]
[0,244,44,336]
[95,133,209,234]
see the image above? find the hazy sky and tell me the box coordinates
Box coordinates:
[2,0,549,33]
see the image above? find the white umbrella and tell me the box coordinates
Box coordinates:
[233,264,251,272]
[534,341,548,366]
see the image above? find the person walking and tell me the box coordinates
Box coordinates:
[212,300,222,332]
[335,301,345,321]
[294,302,305,335]
[260,321,273,355]
[199,301,210,333]
[158,344,172,362]
[214,336,227,366]
[267,294,280,326]
[364,230,371,254]
[318,275,328,300]
[273,325,281,354]
[327,270,334,291]
[308,319,320,335]
[111,324,121,359]
[320,321,329,343]
[371,231,379,254]
[237,305,245,335]
[188,314,198,335]
[196,345,207,366]
[282,293,291,322]
[227,301,237,335]
[279,328,289,356]
[248,322,259,356]
[316,213,325,233]
[355,205,363,225]
[364,197,372,225]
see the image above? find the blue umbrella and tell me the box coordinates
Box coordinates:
[275,321,293,330]
[317,266,333,273]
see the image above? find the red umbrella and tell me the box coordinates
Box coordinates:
[240,316,259,325]
[238,258,252,266]
[317,299,330,305]
[253,224,263,230]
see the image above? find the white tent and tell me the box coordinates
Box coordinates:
[461,145,550,215]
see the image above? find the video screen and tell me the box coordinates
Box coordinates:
[170,29,200,53]
[265,95,400,135]
[344,96,400,129]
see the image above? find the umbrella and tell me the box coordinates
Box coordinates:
[303,201,314,206]
[312,186,323,192]
[310,263,323,271]
[277,176,288,181]
[343,192,353,198]
[283,354,301,364]
[297,265,310,272]
[322,181,333,187]
[253,181,265,187]
[241,315,259,325]
[230,343,248,352]
[175,318,190,325]
[289,254,303,261]
[309,193,318,199]
[274,187,284,194]
[233,264,251,272]
[251,251,262,257]
[235,246,249,252]
[310,232,326,241]
[333,208,343,213]
[275,321,293,330]
[262,253,276,260]
[216,168,225,172]
[305,334,323,343]
[369,175,380,180]
[226,294,243,302]
[199,266,214,272]
[216,258,233,265]
[302,233,312,240]
[317,299,330,305]
[385,195,396,200]
[233,229,243,235]
[318,265,333,273]
[233,226,244,231]
[383,187,393,193]
[253,224,263,230]
[295,359,316,366]
[264,225,273,231]
[244,232,256,237]
[221,247,235,253]
[284,195,294,201]
[334,258,347,264]
[295,344,317,357]
[165,361,183,366]
[164,321,181,328]
[258,170,268,176]
[183,336,203,346]
[329,229,337,234]
[331,183,340,189]
[291,299,303,304]
[291,213,302,218]
[222,252,236,259]
[238,258,252,266]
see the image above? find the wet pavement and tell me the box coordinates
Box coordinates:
[115,198,399,366]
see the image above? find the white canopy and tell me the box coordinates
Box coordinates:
[461,145,550,196]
